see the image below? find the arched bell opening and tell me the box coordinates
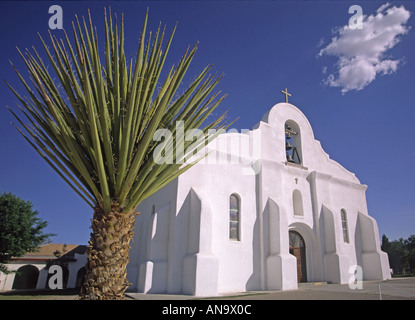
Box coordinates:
[285,120,302,165]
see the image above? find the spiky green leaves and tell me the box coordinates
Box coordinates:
[6,8,229,213]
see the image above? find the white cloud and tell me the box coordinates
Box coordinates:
[377,2,391,14]
[319,4,411,94]
[316,37,325,48]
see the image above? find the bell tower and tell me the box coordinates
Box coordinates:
[285,121,302,165]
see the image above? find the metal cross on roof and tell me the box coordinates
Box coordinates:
[281,88,291,103]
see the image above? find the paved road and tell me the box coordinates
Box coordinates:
[222,278,415,300]
[128,277,415,300]
[1,277,414,300]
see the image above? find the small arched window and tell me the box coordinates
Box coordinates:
[341,209,349,243]
[229,194,240,241]
[293,190,304,216]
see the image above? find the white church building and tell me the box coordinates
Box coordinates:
[127,97,391,296]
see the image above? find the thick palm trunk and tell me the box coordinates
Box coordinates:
[79,204,137,300]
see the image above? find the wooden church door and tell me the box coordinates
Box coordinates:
[289,231,307,283]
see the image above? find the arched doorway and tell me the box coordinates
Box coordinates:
[75,267,86,288]
[289,231,307,283]
[12,265,39,289]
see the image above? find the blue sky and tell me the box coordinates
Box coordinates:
[0,0,414,244]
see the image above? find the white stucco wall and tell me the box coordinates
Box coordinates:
[0,254,87,292]
[129,102,391,296]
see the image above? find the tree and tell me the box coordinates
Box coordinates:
[404,235,415,272]
[0,192,54,273]
[381,234,415,275]
[6,9,230,299]
[381,234,405,274]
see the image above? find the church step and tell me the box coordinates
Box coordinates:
[298,282,328,288]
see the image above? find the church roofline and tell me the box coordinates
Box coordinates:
[258,102,315,136]
[256,102,361,184]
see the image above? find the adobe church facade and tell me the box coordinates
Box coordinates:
[127,100,391,296]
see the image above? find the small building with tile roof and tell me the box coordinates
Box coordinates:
[0,243,87,291]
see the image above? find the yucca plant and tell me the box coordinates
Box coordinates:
[6,8,230,299]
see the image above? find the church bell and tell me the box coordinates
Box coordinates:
[286,140,293,150]
[286,152,295,163]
